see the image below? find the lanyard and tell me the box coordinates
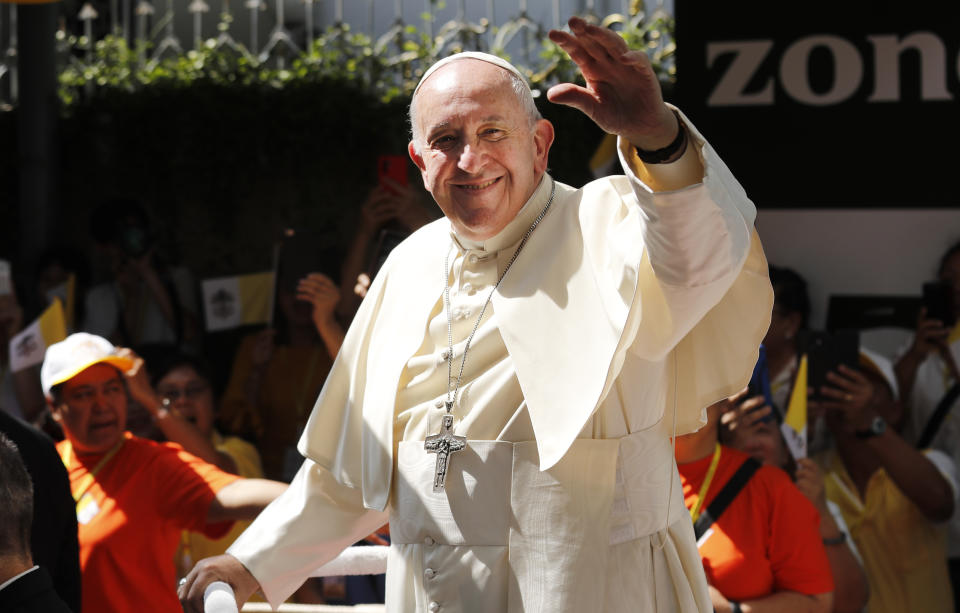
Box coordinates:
[61,437,126,504]
[689,443,722,524]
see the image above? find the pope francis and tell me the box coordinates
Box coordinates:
[180,16,773,613]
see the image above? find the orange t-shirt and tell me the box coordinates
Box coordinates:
[57,432,240,613]
[678,446,833,602]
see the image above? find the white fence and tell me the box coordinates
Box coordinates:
[0,0,673,107]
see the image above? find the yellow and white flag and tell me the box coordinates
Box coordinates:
[201,272,275,332]
[45,273,77,332]
[589,133,619,178]
[781,354,808,459]
[9,299,67,372]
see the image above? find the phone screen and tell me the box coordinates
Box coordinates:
[799,330,860,399]
[923,281,957,328]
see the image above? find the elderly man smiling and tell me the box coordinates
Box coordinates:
[181,17,773,613]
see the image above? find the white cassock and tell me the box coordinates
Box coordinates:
[229,109,774,612]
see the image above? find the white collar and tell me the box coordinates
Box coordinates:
[0,565,39,592]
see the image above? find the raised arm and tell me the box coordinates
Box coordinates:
[547,16,704,190]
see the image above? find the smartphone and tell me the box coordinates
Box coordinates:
[368,227,409,278]
[378,154,409,194]
[799,330,860,399]
[0,260,11,296]
[747,345,778,421]
[923,281,957,328]
[277,229,339,292]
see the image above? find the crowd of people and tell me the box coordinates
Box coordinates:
[0,177,432,610]
[2,20,960,613]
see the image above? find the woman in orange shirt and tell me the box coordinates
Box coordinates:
[675,398,834,613]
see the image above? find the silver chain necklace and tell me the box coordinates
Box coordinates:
[441,178,556,415]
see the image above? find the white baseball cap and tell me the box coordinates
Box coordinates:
[41,332,135,396]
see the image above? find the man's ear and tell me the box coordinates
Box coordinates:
[47,396,63,423]
[408,141,426,172]
[532,119,555,176]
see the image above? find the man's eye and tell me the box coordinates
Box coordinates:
[431,135,456,149]
[483,128,504,137]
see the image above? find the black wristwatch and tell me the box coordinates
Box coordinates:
[854,416,887,439]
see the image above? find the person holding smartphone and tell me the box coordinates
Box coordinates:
[336,171,436,321]
[816,351,957,613]
[895,239,960,607]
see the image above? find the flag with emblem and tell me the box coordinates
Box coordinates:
[781,354,808,459]
[201,272,275,332]
[9,298,67,372]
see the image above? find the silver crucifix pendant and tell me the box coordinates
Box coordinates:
[424,414,466,493]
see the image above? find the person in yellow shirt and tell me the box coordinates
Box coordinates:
[147,352,264,576]
[815,353,958,613]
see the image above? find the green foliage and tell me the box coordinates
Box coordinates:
[56,9,675,109]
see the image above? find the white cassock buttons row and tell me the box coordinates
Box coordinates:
[429,602,440,612]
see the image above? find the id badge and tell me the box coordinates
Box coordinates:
[77,492,100,525]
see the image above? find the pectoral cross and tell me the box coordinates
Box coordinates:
[424,414,466,493]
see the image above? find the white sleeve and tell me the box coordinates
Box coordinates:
[923,448,959,503]
[227,459,389,609]
[613,110,774,435]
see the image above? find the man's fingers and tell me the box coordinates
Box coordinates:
[567,21,617,67]
[819,385,847,400]
[580,20,633,62]
[548,29,597,70]
[545,82,598,115]
[726,386,749,403]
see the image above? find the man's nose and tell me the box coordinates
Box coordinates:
[457,142,486,173]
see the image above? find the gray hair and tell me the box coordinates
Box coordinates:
[0,433,34,559]
[409,65,542,155]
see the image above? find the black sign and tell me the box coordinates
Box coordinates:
[674,0,960,208]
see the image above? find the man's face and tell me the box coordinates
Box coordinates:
[52,363,128,455]
[408,60,554,241]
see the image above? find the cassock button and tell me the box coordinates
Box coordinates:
[468,254,479,264]
[434,400,444,409]
[424,568,435,579]
[424,536,435,546]
[429,602,440,612]
[440,349,450,360]
[461,283,473,294]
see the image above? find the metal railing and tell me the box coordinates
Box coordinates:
[204,546,389,613]
[0,0,672,108]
